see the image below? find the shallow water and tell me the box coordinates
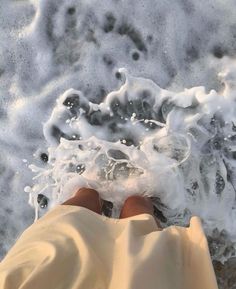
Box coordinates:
[0,0,236,278]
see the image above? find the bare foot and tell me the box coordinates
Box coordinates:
[119,195,162,230]
[62,187,102,215]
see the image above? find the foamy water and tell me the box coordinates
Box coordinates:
[1,0,236,265]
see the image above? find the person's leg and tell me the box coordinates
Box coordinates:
[119,195,162,229]
[63,187,102,215]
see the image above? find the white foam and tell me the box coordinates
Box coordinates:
[28,66,236,262]
[0,0,236,264]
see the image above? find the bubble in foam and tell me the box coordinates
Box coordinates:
[27,67,236,262]
[40,153,48,163]
[37,194,48,209]
[151,133,191,166]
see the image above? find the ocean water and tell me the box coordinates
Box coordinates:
[1,0,236,274]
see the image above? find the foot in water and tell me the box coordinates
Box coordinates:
[119,195,163,230]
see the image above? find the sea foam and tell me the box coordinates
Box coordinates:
[1,0,236,265]
[27,66,236,262]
